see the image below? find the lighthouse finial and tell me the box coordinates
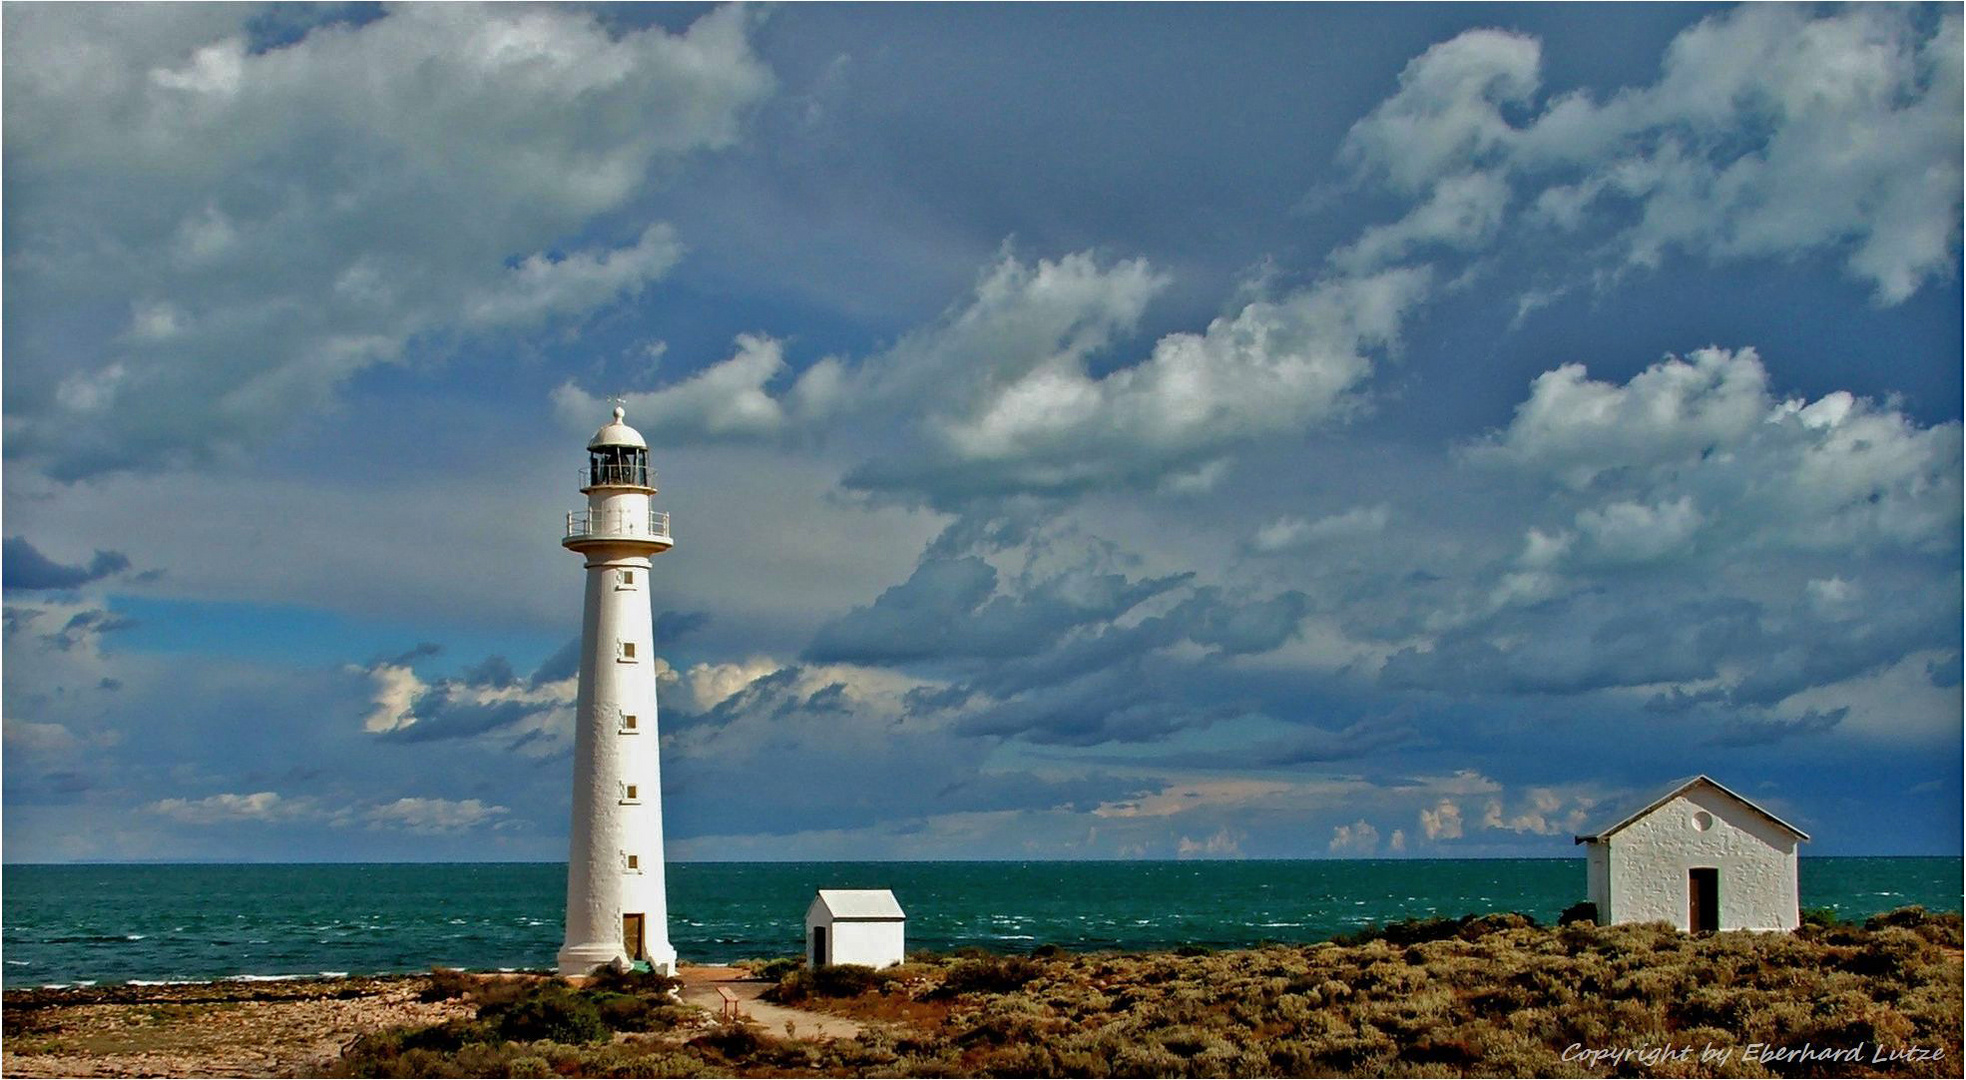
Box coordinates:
[613,405,625,423]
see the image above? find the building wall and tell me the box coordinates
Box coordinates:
[1606,786,1800,931]
[805,912,906,969]
[828,919,906,969]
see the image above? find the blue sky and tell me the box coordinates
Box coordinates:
[4,3,1959,862]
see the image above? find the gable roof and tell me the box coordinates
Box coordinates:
[1574,774,1810,844]
[811,889,905,920]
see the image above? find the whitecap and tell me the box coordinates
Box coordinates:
[5,960,29,966]
[318,971,349,977]
[125,933,147,941]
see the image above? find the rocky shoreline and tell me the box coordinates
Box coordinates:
[4,974,467,1079]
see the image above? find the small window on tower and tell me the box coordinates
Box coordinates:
[616,568,636,590]
[620,713,639,733]
[621,783,640,804]
[625,853,640,872]
[616,640,637,663]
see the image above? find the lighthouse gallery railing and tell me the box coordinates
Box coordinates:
[565,509,671,541]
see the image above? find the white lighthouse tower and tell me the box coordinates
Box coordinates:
[557,406,677,976]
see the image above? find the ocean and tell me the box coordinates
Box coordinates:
[4,858,1957,988]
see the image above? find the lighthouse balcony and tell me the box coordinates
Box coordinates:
[564,509,672,546]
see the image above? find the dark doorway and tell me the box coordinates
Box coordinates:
[623,913,646,960]
[1688,869,1719,933]
[811,925,827,968]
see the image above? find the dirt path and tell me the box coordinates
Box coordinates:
[675,965,867,1041]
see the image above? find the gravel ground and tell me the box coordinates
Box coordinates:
[3,975,472,1078]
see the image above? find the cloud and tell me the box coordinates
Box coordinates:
[1344,7,1962,304]
[553,333,832,444]
[2,536,131,589]
[558,250,1432,505]
[3,718,85,755]
[149,790,308,825]
[1249,505,1391,553]
[365,796,509,833]
[4,3,773,479]
[1177,827,1245,860]
[1376,347,1959,714]
[845,257,1432,503]
[1706,708,1846,748]
[1327,819,1381,855]
[356,646,597,755]
[1419,799,1463,840]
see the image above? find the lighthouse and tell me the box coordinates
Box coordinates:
[557,406,677,976]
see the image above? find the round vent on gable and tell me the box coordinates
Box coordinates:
[1691,810,1715,832]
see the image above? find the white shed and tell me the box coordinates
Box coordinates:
[805,889,906,969]
[1575,775,1810,932]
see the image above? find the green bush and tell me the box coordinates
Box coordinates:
[812,963,885,997]
[936,955,1045,998]
[479,984,609,1045]
[752,956,803,982]
[1556,901,1597,926]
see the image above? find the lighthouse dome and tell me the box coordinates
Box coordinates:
[588,406,647,450]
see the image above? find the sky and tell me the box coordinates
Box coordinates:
[3,2,1960,863]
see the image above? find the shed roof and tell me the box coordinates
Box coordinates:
[811,889,906,920]
[1574,774,1810,844]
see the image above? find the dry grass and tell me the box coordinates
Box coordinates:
[324,908,1964,1078]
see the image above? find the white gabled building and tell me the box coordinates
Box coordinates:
[1575,774,1810,932]
[805,889,906,969]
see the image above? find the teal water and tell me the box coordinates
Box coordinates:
[3,859,1957,987]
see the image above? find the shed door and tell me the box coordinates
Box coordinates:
[811,925,827,968]
[1688,869,1718,933]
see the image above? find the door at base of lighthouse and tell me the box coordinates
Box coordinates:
[623,914,646,961]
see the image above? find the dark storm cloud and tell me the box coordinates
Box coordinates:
[654,662,1152,839]
[531,639,582,684]
[804,555,1192,665]
[2,536,130,590]
[1706,709,1846,748]
[653,610,712,644]
[1381,579,1957,714]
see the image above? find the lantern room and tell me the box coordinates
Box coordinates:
[584,406,653,490]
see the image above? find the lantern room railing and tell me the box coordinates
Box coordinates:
[565,509,671,542]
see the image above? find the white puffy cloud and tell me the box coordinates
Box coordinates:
[3,3,773,478]
[1475,347,1961,556]
[1344,6,1962,304]
[854,258,1431,500]
[1327,819,1381,855]
[556,250,1431,504]
[149,790,308,825]
[365,796,509,833]
[1419,799,1464,841]
[1177,827,1246,860]
[553,334,837,444]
